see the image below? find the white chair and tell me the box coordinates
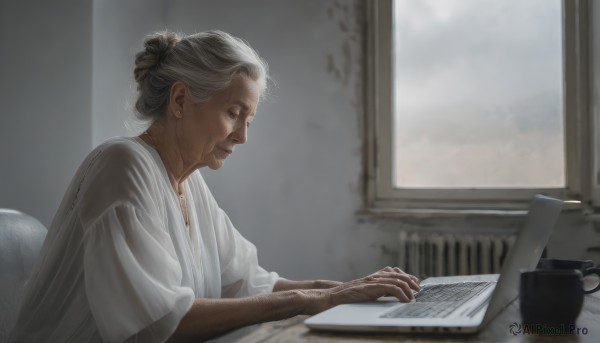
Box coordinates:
[0,209,47,342]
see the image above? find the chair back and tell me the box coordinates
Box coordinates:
[0,209,47,342]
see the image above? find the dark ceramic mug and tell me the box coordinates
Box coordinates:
[520,269,584,327]
[536,258,600,294]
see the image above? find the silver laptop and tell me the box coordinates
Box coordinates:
[305,194,563,334]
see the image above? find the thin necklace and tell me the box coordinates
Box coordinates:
[143,131,190,227]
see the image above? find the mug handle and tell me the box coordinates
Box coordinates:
[583,268,600,294]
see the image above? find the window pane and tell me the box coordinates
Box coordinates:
[393,0,564,188]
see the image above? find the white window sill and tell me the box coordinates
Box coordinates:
[358,202,583,220]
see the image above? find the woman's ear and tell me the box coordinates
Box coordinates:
[168,81,186,118]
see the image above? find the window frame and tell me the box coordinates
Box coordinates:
[364,0,596,215]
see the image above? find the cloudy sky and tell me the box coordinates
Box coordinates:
[392,0,564,188]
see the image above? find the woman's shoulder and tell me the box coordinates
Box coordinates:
[76,137,164,222]
[87,136,156,169]
[77,136,160,192]
[94,136,148,157]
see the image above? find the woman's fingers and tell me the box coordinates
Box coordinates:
[364,271,420,291]
[331,282,414,304]
[363,283,413,302]
[371,277,416,301]
[391,267,420,284]
[327,267,421,306]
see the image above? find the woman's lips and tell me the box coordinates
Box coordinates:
[217,146,233,155]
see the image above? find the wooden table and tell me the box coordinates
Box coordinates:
[237,291,600,342]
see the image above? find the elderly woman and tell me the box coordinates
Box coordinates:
[9,31,419,342]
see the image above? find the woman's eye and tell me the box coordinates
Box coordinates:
[228,111,239,119]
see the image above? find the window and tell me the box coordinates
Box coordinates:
[365,0,599,214]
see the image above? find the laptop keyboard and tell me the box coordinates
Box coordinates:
[380,281,495,319]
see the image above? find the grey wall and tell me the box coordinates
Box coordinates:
[92,0,166,145]
[0,0,92,226]
[2,0,599,287]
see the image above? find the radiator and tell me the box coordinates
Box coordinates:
[397,231,517,278]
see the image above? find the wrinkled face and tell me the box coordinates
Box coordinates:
[180,73,260,170]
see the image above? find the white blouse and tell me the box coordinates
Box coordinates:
[9,137,279,343]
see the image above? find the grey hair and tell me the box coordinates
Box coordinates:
[133,30,269,120]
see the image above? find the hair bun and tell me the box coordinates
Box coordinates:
[134,32,180,85]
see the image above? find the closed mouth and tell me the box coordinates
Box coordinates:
[217,146,233,154]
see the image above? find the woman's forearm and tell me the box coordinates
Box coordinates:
[169,279,340,342]
[273,278,342,291]
[167,289,328,343]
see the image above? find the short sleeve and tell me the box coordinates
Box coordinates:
[216,208,279,298]
[83,203,194,343]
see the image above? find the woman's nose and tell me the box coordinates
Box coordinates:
[232,125,247,144]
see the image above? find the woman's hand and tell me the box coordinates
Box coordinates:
[303,267,420,314]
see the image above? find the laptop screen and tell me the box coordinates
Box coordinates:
[482,194,563,326]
